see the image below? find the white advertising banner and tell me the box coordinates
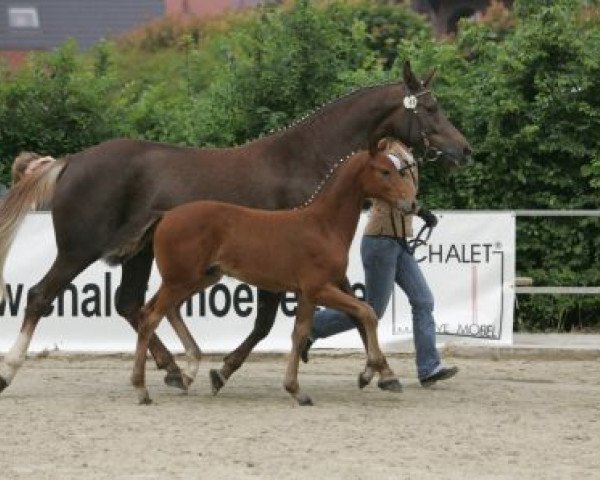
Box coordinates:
[0,212,514,353]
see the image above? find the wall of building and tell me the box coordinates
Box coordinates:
[164,0,263,17]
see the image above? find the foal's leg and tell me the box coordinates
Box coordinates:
[340,278,369,348]
[165,307,202,389]
[116,247,186,390]
[0,252,96,393]
[133,274,221,403]
[131,293,167,405]
[210,289,281,395]
[166,268,222,389]
[283,296,315,406]
[315,284,401,392]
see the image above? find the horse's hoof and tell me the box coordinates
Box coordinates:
[164,371,187,391]
[0,376,8,393]
[377,378,403,393]
[358,371,374,389]
[297,395,314,406]
[209,369,226,395]
[182,373,194,390]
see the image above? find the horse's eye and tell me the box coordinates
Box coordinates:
[426,104,439,114]
[381,169,391,177]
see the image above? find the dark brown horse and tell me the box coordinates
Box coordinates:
[132,144,417,405]
[0,61,471,394]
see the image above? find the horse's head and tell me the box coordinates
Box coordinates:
[372,61,473,168]
[360,140,418,214]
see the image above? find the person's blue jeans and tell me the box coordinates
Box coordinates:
[311,235,441,380]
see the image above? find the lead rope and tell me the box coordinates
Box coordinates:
[388,151,434,256]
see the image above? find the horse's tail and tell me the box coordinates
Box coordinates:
[0,157,67,301]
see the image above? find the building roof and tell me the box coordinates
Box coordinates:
[0,0,164,50]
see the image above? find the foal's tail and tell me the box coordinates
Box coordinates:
[0,157,67,301]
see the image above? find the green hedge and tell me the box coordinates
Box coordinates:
[0,0,598,330]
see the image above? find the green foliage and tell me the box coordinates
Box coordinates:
[0,0,597,329]
[0,40,122,183]
[400,0,600,330]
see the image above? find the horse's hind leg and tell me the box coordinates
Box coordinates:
[0,252,96,393]
[210,289,280,395]
[116,247,186,390]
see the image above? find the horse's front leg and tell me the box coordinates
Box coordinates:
[283,296,315,406]
[209,289,281,395]
[316,283,402,393]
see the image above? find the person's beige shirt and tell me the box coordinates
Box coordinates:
[364,141,418,238]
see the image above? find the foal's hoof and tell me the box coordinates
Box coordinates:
[0,376,8,394]
[209,369,226,395]
[164,371,187,391]
[377,378,403,393]
[137,390,153,405]
[358,371,374,389]
[297,394,314,406]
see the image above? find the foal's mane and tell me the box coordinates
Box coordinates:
[291,149,365,211]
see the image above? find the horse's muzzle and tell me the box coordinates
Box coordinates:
[441,146,473,168]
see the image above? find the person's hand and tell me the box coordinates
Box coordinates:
[418,207,438,228]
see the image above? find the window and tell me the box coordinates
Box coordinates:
[8,6,40,29]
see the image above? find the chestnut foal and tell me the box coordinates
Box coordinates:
[131,144,417,405]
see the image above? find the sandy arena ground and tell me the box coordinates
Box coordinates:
[1,353,599,480]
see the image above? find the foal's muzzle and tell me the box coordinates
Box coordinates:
[395,199,418,214]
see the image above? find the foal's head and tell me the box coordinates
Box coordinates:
[359,142,418,214]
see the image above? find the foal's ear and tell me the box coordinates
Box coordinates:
[368,134,389,158]
[402,60,421,92]
[423,68,437,88]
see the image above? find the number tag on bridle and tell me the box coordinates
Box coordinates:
[403,95,418,110]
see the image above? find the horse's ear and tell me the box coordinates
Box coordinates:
[402,60,420,92]
[423,68,437,87]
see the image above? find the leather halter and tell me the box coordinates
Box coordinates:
[388,148,433,255]
[402,87,444,163]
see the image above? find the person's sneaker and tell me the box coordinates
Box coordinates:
[419,365,458,387]
[301,337,313,364]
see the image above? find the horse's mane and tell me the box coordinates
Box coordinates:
[242,80,402,145]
